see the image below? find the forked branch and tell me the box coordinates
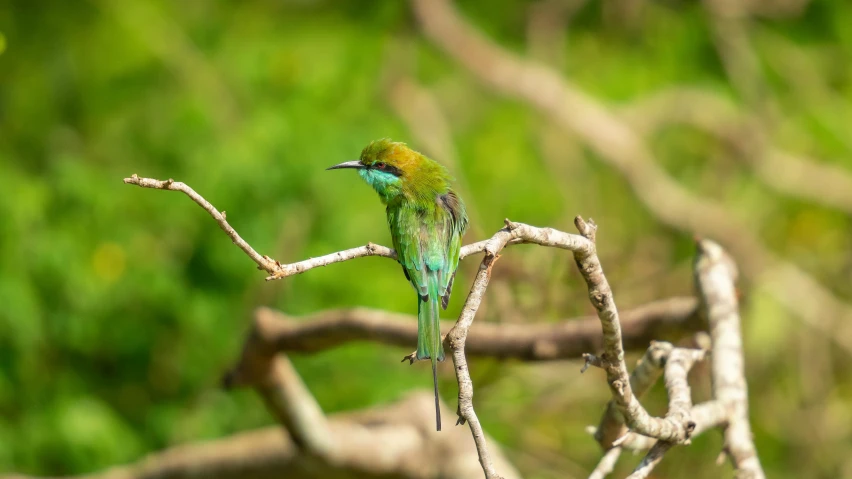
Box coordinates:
[123,175,761,479]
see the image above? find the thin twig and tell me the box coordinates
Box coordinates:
[587,446,622,479]
[124,175,277,271]
[625,441,674,479]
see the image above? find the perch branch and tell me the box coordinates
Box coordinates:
[124,173,598,479]
[124,173,526,281]
[447,239,502,478]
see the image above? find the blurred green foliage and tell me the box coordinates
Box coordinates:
[0,0,850,477]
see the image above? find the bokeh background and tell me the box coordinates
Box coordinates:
[1,0,850,477]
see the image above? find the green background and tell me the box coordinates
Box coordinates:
[0,0,850,477]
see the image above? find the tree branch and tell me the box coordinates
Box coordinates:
[123,171,759,479]
[695,240,765,478]
[408,0,852,356]
[587,446,622,479]
[123,175,278,272]
[124,173,526,281]
[1,393,520,479]
[593,341,672,448]
[572,218,697,445]
[625,440,673,479]
[624,347,705,478]
[250,296,701,361]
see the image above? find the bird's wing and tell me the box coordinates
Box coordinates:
[387,193,467,303]
[388,202,430,299]
[437,190,468,308]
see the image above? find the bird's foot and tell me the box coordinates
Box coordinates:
[401,351,418,364]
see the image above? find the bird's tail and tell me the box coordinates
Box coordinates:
[417,272,445,432]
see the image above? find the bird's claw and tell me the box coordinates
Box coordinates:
[401,351,418,364]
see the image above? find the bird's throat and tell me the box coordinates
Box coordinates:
[359,168,402,203]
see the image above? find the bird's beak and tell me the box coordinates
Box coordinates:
[326,160,364,171]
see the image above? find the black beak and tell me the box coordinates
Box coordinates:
[326,160,364,171]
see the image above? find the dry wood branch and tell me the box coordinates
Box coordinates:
[2,393,520,479]
[624,347,706,478]
[663,348,706,443]
[587,446,622,479]
[251,357,333,455]
[123,171,753,478]
[625,441,673,479]
[408,0,852,355]
[251,296,701,361]
[695,240,765,478]
[124,173,530,281]
[434,218,597,479]
[124,175,277,272]
[593,341,672,447]
[570,217,695,445]
[448,245,502,478]
[603,399,729,453]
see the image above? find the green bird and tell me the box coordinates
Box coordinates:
[328,139,468,431]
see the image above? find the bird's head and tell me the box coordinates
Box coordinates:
[328,139,450,202]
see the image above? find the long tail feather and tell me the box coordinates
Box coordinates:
[432,359,441,431]
[417,272,445,431]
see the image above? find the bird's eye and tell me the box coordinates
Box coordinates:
[375,162,386,170]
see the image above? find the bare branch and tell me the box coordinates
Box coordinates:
[124,174,528,282]
[251,357,334,455]
[250,297,701,361]
[221,304,334,455]
[625,441,673,479]
[662,348,706,443]
[570,217,696,444]
[447,245,502,478]
[695,239,765,478]
[587,446,622,479]
[623,347,706,478]
[440,219,594,479]
[594,341,672,447]
[124,174,277,272]
[2,393,520,479]
[408,0,852,355]
[598,399,729,453]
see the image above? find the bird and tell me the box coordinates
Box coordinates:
[328,139,468,431]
